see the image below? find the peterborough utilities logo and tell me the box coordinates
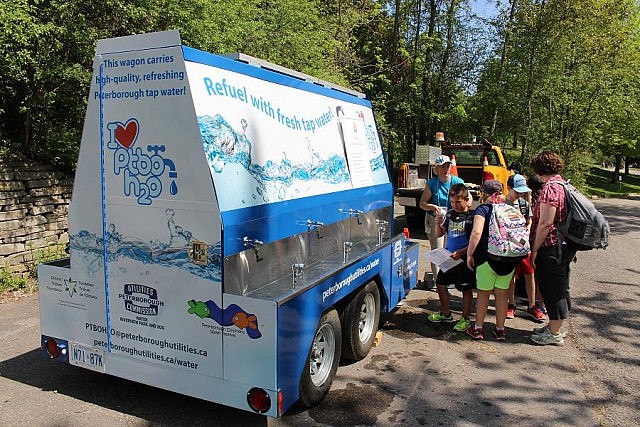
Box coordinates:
[119,284,164,316]
[106,118,179,205]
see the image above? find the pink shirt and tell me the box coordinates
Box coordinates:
[530,175,567,248]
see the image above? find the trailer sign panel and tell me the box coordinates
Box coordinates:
[69,342,105,373]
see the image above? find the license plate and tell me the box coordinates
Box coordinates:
[69,342,105,373]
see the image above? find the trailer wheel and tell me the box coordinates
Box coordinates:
[341,281,380,361]
[299,309,342,408]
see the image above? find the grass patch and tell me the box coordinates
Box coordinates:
[584,166,640,197]
[0,264,27,293]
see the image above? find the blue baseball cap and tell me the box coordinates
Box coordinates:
[507,174,532,193]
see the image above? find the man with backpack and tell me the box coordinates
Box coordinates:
[529,151,579,346]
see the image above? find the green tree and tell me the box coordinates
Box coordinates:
[0,0,369,169]
[472,0,640,185]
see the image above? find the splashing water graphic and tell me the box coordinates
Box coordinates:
[70,213,221,281]
[198,115,362,205]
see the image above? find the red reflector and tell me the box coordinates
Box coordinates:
[247,388,271,414]
[45,338,60,358]
[277,389,283,417]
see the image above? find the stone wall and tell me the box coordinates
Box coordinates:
[0,161,72,278]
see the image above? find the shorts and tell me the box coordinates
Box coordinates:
[515,254,534,276]
[436,262,476,292]
[476,261,515,291]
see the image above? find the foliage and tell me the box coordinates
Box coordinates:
[1,0,638,177]
[27,241,68,280]
[0,0,365,170]
[470,0,640,186]
[0,264,27,293]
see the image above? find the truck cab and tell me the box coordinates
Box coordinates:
[441,140,512,198]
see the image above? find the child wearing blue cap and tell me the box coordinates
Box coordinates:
[505,174,546,322]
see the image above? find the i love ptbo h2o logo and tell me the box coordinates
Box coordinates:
[106,119,179,205]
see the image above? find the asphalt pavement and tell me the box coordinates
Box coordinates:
[0,198,638,426]
[274,197,640,426]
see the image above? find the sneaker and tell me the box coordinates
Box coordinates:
[526,305,546,322]
[533,325,567,338]
[492,327,506,341]
[428,312,454,323]
[466,324,484,340]
[506,304,516,319]
[530,328,564,346]
[453,317,471,332]
[536,301,547,315]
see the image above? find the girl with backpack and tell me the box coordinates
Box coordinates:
[466,180,524,341]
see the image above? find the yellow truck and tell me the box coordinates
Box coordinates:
[440,140,513,199]
[397,139,513,230]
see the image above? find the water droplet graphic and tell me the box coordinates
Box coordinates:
[170,180,178,195]
[212,156,224,173]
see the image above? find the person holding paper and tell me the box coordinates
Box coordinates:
[427,183,476,332]
[419,155,464,284]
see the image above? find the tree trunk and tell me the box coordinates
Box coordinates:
[432,0,457,135]
[490,0,518,138]
[611,154,622,184]
[522,0,547,162]
[388,0,401,170]
[624,156,630,175]
[419,0,437,146]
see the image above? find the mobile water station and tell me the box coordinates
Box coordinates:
[38,31,419,417]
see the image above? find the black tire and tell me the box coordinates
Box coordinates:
[299,309,342,408]
[340,281,381,361]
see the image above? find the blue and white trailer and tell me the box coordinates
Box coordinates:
[38,31,419,417]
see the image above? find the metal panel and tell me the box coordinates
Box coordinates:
[223,206,393,301]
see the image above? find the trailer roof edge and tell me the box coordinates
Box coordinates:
[222,53,365,99]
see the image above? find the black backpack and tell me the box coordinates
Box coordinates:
[556,181,610,251]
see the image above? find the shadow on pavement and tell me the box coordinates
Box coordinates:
[0,348,267,426]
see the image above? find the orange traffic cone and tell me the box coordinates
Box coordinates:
[450,154,458,176]
[482,156,489,167]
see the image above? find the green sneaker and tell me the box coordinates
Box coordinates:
[453,317,471,332]
[428,312,454,323]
